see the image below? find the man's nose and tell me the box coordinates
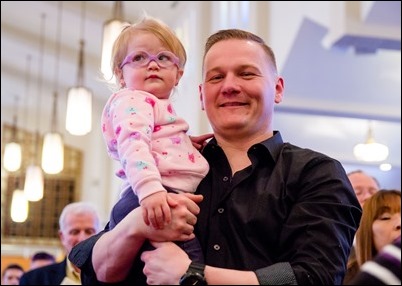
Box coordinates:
[221,74,240,95]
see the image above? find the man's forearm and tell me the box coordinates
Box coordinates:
[93,208,146,283]
[204,266,259,285]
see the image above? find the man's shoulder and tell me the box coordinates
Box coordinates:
[283,142,336,161]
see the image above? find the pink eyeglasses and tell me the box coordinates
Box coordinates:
[120,50,180,69]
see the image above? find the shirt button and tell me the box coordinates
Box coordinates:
[223,176,229,182]
[218,208,224,214]
[213,244,220,251]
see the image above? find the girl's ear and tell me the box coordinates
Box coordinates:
[115,68,125,88]
[175,69,184,86]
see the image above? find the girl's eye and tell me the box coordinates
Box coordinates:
[133,55,145,62]
[158,54,171,61]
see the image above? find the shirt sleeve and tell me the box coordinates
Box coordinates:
[255,262,297,285]
[69,230,106,285]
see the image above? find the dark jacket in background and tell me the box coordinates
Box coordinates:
[19,258,67,285]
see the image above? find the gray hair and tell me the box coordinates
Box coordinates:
[59,201,101,232]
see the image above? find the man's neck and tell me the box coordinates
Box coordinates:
[215,131,273,174]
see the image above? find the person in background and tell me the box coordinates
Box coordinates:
[348,235,401,285]
[70,27,362,285]
[1,264,24,285]
[29,252,56,270]
[344,190,401,284]
[344,170,381,284]
[19,202,102,285]
[100,15,209,261]
[347,170,380,207]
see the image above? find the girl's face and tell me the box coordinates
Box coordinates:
[372,211,401,251]
[119,32,183,100]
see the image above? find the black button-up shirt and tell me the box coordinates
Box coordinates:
[195,131,362,285]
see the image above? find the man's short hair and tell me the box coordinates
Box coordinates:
[2,263,24,276]
[31,251,55,262]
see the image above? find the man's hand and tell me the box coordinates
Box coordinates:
[141,193,203,242]
[190,133,214,150]
[141,241,191,285]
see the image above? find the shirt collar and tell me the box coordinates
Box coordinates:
[66,258,81,284]
[204,130,284,163]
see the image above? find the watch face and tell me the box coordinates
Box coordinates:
[180,272,206,285]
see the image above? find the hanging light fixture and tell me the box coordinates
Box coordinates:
[24,13,46,202]
[11,189,29,223]
[42,92,64,174]
[42,1,64,174]
[3,95,22,172]
[353,121,389,162]
[11,169,29,222]
[24,160,44,202]
[101,1,129,83]
[66,1,92,136]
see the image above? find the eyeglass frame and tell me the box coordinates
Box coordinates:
[120,50,180,69]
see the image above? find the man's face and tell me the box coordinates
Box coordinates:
[30,259,54,270]
[200,39,283,138]
[58,212,98,255]
[348,172,379,207]
[2,268,24,285]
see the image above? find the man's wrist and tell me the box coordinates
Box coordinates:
[179,262,207,285]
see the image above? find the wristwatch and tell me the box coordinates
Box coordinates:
[179,262,207,285]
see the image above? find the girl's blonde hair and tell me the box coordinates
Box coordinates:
[110,16,186,88]
[355,189,401,266]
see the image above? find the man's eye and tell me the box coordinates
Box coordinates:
[209,75,224,81]
[241,72,256,77]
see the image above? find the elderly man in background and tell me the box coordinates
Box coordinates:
[347,170,380,207]
[19,202,102,285]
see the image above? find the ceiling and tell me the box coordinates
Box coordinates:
[1,1,401,188]
[1,1,182,106]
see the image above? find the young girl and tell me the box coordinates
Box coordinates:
[101,16,209,262]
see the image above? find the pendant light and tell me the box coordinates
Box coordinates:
[10,173,29,223]
[24,13,45,202]
[11,190,29,223]
[101,1,129,83]
[42,93,64,174]
[353,121,389,162]
[42,1,64,174]
[3,95,22,172]
[10,158,30,223]
[65,1,92,136]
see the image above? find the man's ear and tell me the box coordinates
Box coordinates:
[199,84,205,110]
[274,77,284,104]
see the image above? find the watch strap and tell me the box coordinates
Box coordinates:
[188,262,205,273]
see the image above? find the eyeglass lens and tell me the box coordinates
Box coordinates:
[121,51,179,68]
